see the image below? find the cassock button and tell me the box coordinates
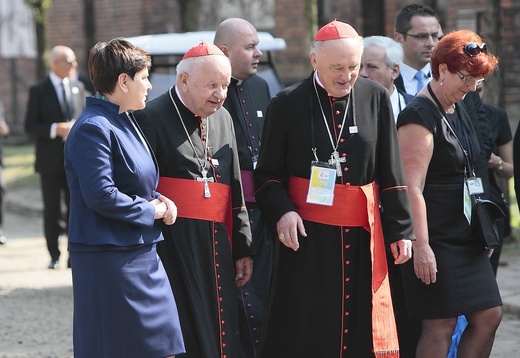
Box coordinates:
[345,260,350,265]
[247,303,253,307]
[215,241,219,245]
[345,311,350,316]
[344,329,349,333]
[343,346,348,350]
[221,319,225,324]
[251,136,255,140]
[245,111,249,116]
[345,244,351,249]
[344,228,350,233]
[249,123,253,127]
[344,167,349,172]
[345,294,350,299]
[340,138,345,143]
[214,229,218,234]
[337,124,342,129]
[216,174,221,179]
[345,277,351,282]
[341,152,347,157]
[222,331,226,336]
[242,100,246,104]
[335,110,341,115]
[219,297,223,302]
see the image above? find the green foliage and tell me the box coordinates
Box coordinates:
[24,0,53,24]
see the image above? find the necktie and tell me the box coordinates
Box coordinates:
[414,71,427,93]
[61,79,73,120]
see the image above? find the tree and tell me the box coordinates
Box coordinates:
[177,0,200,31]
[24,0,52,80]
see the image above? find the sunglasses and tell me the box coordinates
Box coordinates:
[464,42,487,57]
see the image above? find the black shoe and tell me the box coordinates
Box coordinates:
[0,235,6,245]
[48,259,60,269]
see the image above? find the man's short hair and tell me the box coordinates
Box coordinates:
[363,36,403,68]
[394,3,439,34]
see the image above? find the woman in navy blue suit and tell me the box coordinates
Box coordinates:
[64,39,185,357]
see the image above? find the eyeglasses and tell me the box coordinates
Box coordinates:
[455,70,485,86]
[463,42,487,57]
[400,32,443,42]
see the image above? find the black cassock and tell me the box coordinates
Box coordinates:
[135,87,253,358]
[223,75,274,357]
[254,75,415,357]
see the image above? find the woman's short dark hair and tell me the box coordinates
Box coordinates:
[88,38,151,95]
[431,30,498,80]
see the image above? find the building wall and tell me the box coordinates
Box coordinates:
[1,0,518,133]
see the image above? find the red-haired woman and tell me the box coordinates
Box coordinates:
[397,30,502,357]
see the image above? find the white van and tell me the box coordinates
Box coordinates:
[126,31,287,100]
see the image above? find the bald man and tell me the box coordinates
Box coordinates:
[25,45,87,269]
[214,18,274,357]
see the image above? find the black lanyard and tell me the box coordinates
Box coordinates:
[427,83,475,177]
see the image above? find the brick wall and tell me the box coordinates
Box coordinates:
[1,0,519,134]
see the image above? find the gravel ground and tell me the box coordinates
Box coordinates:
[0,187,519,357]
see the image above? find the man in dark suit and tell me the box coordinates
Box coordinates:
[214,18,274,357]
[25,45,87,269]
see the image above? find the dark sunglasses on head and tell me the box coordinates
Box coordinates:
[464,42,487,57]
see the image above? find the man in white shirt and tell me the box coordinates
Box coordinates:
[394,3,442,94]
[360,36,413,122]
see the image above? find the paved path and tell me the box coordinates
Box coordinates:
[0,186,519,357]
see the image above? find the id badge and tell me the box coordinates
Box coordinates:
[306,161,336,206]
[463,183,472,225]
[466,177,484,195]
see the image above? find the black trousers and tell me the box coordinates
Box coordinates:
[40,171,70,261]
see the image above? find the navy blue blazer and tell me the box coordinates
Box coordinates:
[64,97,162,248]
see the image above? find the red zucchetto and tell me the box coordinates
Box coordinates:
[314,20,359,41]
[182,41,225,59]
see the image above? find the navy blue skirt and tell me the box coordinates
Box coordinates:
[70,243,185,357]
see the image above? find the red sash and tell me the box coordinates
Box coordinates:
[288,176,399,357]
[157,177,232,246]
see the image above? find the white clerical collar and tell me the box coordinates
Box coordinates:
[174,85,189,108]
[314,71,326,92]
[232,77,244,86]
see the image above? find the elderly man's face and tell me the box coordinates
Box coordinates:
[179,56,231,118]
[310,38,363,98]
[359,45,396,92]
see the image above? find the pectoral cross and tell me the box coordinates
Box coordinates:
[328,151,346,177]
[197,168,214,198]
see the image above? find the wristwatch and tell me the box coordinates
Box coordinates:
[496,158,504,171]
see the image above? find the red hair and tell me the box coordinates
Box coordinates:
[431,30,498,79]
